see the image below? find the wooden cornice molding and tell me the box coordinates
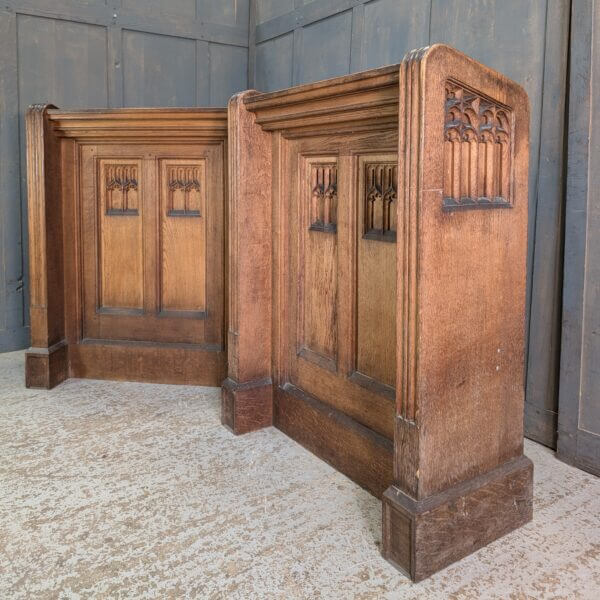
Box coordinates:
[244,63,400,134]
[46,107,228,140]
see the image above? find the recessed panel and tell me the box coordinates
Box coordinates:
[123,30,196,107]
[255,0,294,24]
[255,33,294,93]
[297,11,352,84]
[198,0,249,26]
[98,159,144,310]
[362,0,429,70]
[355,154,397,392]
[209,44,248,106]
[159,158,207,314]
[298,157,338,370]
[122,0,196,19]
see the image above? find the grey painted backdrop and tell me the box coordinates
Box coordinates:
[250,0,570,448]
[0,0,249,352]
[557,0,600,475]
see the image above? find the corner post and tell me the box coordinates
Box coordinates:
[25,104,67,389]
[383,45,533,581]
[221,91,274,434]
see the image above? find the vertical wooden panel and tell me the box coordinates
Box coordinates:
[525,0,570,447]
[299,157,339,368]
[255,0,295,24]
[198,0,249,27]
[428,0,567,448]
[296,10,352,85]
[98,159,144,310]
[361,0,429,71]
[159,158,207,313]
[0,9,28,350]
[209,43,248,105]
[356,154,397,391]
[122,30,196,107]
[557,0,600,477]
[255,33,293,92]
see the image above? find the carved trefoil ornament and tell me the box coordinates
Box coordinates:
[105,164,139,215]
[364,163,397,241]
[444,81,512,210]
[309,164,337,233]
[167,165,202,217]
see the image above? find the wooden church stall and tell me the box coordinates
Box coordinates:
[25,107,228,388]
[222,44,532,581]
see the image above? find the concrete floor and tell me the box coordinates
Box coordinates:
[0,351,599,599]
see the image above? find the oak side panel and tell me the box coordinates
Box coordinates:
[397,45,530,499]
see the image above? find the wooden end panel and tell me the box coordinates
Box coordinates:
[275,384,393,498]
[159,158,207,313]
[397,45,531,498]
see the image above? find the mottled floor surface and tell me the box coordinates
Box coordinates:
[1,351,599,599]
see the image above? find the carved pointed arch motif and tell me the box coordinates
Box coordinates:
[309,164,337,233]
[443,81,512,210]
[364,162,397,241]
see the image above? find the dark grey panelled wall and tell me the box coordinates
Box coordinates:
[250,0,570,448]
[0,0,249,352]
[557,0,600,475]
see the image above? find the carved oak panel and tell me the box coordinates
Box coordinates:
[104,164,140,215]
[98,159,144,310]
[355,154,397,398]
[443,80,512,211]
[166,164,202,217]
[309,163,338,233]
[298,156,339,370]
[159,158,207,315]
[364,162,397,242]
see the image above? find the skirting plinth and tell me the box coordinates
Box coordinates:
[221,377,273,435]
[25,341,68,389]
[382,455,533,582]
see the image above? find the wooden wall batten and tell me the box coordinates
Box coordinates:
[25,106,228,388]
[0,0,249,352]
[225,44,532,581]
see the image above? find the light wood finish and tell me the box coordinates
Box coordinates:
[225,44,532,581]
[26,107,227,387]
[221,91,273,434]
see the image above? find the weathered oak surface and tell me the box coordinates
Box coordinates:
[25,107,228,387]
[227,44,533,581]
